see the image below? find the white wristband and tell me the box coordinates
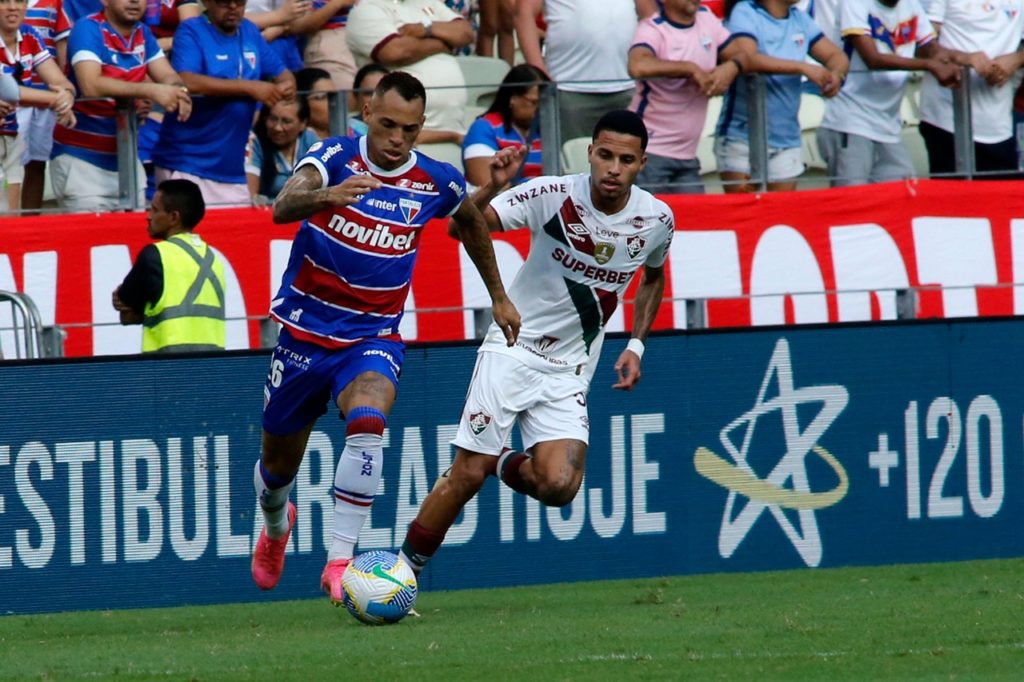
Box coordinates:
[626,338,645,359]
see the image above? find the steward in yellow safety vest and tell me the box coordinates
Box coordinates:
[112,179,226,353]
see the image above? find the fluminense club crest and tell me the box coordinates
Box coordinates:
[626,235,646,259]
[468,411,492,435]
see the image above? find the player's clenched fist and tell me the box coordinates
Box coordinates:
[326,175,383,206]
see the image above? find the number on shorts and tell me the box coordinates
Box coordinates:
[269,359,284,388]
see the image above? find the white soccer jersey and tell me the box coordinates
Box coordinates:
[483,173,674,380]
[920,0,1024,143]
[821,0,936,143]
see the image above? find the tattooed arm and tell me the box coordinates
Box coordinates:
[272,165,382,224]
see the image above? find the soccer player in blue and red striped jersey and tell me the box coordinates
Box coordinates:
[251,71,520,604]
[50,0,191,212]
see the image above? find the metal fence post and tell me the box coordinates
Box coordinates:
[685,299,707,329]
[328,90,350,137]
[745,74,769,192]
[115,99,140,211]
[540,82,562,176]
[896,288,918,320]
[952,65,975,179]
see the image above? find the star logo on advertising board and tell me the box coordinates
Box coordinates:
[693,339,850,567]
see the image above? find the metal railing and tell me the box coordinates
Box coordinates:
[0,63,1003,215]
[0,290,47,359]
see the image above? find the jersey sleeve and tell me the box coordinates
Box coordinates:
[68,19,103,65]
[345,3,396,61]
[724,2,759,43]
[141,24,165,64]
[54,0,72,42]
[838,0,870,37]
[462,117,499,160]
[170,20,202,73]
[435,162,467,217]
[711,15,732,50]
[294,137,357,188]
[645,203,675,268]
[490,175,563,233]
[630,17,663,56]
[908,0,937,45]
[23,27,52,68]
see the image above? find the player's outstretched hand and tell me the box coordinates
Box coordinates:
[492,296,521,346]
[490,145,528,190]
[326,174,383,206]
[612,348,641,391]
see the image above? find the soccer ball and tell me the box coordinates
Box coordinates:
[341,551,418,625]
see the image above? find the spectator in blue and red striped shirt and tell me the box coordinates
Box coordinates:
[50,0,191,213]
[1,0,76,213]
[461,63,547,191]
[18,0,71,213]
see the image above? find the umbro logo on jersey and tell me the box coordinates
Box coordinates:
[468,411,492,435]
[626,235,646,259]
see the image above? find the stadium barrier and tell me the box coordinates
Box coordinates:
[3,318,1024,615]
[3,179,1024,358]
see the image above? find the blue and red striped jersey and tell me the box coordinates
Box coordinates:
[52,13,164,171]
[311,0,350,30]
[0,26,53,135]
[271,134,467,349]
[23,0,72,54]
[462,112,543,184]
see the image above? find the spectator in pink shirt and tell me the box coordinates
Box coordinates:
[628,0,751,193]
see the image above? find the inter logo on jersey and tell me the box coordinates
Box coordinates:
[399,198,422,224]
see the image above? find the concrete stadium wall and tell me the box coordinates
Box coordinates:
[2,319,1023,614]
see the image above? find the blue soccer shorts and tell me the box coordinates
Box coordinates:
[262,328,405,436]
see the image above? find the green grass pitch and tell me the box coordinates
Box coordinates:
[3,557,1023,681]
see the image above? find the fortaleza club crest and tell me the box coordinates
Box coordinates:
[594,242,615,264]
[399,198,422,224]
[468,411,492,435]
[626,235,646,259]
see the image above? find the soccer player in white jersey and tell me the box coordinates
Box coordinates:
[399,109,675,576]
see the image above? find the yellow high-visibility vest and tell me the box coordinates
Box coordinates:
[142,233,226,353]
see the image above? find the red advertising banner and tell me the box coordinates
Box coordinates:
[2,179,1022,357]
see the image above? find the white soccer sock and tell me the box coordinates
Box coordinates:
[254,459,295,539]
[328,432,382,562]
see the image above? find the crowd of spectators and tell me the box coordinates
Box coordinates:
[0,0,1023,214]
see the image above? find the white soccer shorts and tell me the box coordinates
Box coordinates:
[452,350,591,456]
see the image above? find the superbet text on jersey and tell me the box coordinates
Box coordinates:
[482,173,674,379]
